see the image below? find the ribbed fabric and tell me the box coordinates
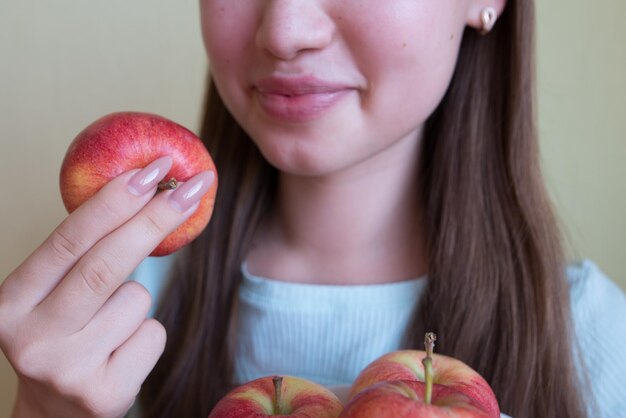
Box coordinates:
[130,258,626,418]
[566,261,626,418]
[231,263,426,386]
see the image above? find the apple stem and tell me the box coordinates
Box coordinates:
[422,332,437,405]
[158,178,178,191]
[272,376,283,415]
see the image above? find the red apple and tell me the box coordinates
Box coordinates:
[342,333,500,418]
[59,111,217,256]
[208,375,343,418]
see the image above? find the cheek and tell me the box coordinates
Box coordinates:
[200,2,256,70]
[200,1,257,118]
[351,2,466,123]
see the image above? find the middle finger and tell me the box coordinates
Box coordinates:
[37,170,214,334]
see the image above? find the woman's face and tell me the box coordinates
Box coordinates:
[200,0,487,177]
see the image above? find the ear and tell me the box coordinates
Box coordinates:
[466,0,507,32]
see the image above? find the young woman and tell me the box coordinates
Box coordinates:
[2,0,625,417]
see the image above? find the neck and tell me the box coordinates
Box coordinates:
[248,134,428,285]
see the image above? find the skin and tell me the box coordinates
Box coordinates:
[200,0,506,285]
[0,158,214,417]
[0,0,504,417]
[60,112,218,256]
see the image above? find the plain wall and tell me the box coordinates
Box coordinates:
[1,1,624,416]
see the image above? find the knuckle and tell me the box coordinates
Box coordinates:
[97,193,127,224]
[12,343,48,381]
[120,281,152,313]
[47,227,83,262]
[12,344,122,418]
[11,349,36,379]
[79,392,113,418]
[141,209,170,239]
[144,319,167,347]
[78,255,118,296]
[122,280,151,300]
[48,369,81,397]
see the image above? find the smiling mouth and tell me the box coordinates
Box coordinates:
[255,89,350,123]
[254,76,353,123]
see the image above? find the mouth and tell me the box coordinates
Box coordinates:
[254,76,354,123]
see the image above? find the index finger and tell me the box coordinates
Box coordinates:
[1,156,173,308]
[39,170,214,333]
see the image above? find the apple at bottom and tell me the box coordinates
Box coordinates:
[341,334,500,418]
[340,379,497,418]
[208,375,343,418]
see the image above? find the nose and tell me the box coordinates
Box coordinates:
[255,0,334,61]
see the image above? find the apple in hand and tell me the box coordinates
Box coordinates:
[341,333,500,418]
[208,375,343,418]
[59,111,217,256]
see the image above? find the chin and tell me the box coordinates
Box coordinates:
[253,133,348,178]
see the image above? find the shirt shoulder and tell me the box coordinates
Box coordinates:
[567,260,626,417]
[567,260,625,305]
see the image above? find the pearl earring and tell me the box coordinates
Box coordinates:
[479,7,497,35]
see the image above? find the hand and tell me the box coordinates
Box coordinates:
[0,156,214,418]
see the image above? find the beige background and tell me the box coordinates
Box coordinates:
[1,1,624,416]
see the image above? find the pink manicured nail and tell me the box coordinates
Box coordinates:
[168,171,214,212]
[127,156,173,196]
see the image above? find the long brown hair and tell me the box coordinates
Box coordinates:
[140,1,589,417]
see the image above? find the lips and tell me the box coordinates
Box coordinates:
[254,76,353,123]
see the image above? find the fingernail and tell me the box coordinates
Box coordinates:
[169,171,215,213]
[127,156,173,196]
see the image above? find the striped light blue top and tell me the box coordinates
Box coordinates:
[130,257,626,418]
[232,263,426,386]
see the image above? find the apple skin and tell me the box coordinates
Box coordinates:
[346,350,500,418]
[340,380,494,418]
[59,111,217,256]
[208,375,343,418]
